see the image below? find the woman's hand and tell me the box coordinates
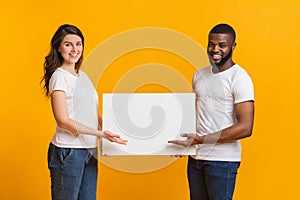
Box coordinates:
[100,130,128,145]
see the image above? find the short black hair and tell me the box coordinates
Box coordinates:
[209,23,236,42]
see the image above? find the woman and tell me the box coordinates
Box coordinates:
[41,24,127,200]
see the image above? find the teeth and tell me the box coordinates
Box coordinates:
[212,55,221,59]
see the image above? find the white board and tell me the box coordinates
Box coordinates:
[102,93,196,155]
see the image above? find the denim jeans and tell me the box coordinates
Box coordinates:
[187,156,240,200]
[48,143,98,200]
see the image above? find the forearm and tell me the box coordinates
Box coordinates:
[58,118,127,145]
[58,118,102,137]
[197,101,254,144]
[169,99,254,147]
[51,91,104,138]
[199,123,253,144]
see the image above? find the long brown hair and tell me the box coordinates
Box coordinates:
[41,24,84,97]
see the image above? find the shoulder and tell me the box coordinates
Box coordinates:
[50,68,65,82]
[230,65,254,101]
[224,64,253,85]
[231,64,251,78]
[51,68,68,79]
[49,69,71,93]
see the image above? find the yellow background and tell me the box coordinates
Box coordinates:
[0,0,299,199]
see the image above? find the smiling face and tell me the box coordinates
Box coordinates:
[207,33,236,70]
[58,34,83,67]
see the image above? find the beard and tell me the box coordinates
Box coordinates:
[209,49,233,68]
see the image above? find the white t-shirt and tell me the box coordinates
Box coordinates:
[49,68,99,148]
[192,64,254,161]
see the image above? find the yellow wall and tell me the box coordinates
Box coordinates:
[0,0,299,199]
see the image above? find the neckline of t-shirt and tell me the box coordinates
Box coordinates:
[58,67,80,77]
[210,64,238,76]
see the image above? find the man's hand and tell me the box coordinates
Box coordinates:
[168,133,203,147]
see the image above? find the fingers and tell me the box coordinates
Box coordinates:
[103,131,128,145]
[168,140,189,147]
[170,154,186,158]
[168,137,195,147]
[103,130,121,138]
[180,133,196,138]
[168,140,179,144]
[180,133,188,137]
[102,131,125,141]
[113,137,128,145]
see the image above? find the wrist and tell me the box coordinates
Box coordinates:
[97,130,104,138]
[196,134,204,144]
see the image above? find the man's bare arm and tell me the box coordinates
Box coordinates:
[168,101,254,146]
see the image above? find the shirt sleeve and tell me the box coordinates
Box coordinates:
[49,71,68,94]
[232,72,255,104]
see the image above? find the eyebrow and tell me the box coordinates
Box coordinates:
[208,41,228,44]
[63,40,82,44]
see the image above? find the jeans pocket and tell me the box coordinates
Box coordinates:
[47,143,56,168]
[59,148,73,162]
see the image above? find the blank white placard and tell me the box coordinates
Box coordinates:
[102,93,196,155]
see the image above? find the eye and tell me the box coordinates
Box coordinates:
[219,43,227,48]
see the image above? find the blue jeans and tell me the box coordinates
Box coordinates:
[187,156,240,200]
[48,143,98,200]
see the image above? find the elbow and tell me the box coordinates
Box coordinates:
[245,130,252,138]
[56,118,71,130]
[56,118,78,136]
[57,122,67,130]
[242,126,253,138]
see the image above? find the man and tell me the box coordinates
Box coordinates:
[168,23,255,200]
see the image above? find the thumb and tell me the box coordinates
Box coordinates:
[180,133,191,138]
[181,133,196,139]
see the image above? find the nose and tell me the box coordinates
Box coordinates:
[212,45,220,52]
[69,45,75,52]
[71,44,78,52]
